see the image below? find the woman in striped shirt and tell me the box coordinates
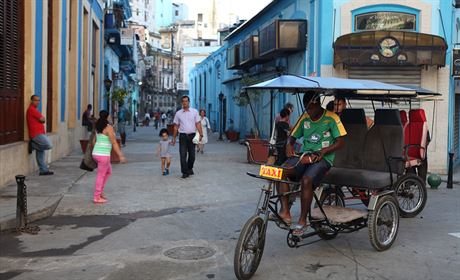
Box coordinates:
[92,110,127,204]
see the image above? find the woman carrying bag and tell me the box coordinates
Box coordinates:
[92,110,127,204]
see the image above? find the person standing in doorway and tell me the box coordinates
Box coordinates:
[82,104,95,132]
[92,110,127,204]
[197,109,211,154]
[27,95,54,175]
[171,96,203,179]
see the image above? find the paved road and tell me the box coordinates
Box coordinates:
[1,125,459,280]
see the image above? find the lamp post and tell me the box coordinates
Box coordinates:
[104,78,113,114]
[218,92,224,140]
[133,99,137,132]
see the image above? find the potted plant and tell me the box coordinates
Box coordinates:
[225,120,240,142]
[232,76,261,107]
[108,87,130,105]
[245,130,269,164]
[233,76,269,164]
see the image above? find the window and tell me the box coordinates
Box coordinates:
[355,12,416,31]
[205,41,210,46]
[175,10,179,16]
[136,9,139,16]
[0,0,24,144]
[92,23,98,66]
[197,13,203,22]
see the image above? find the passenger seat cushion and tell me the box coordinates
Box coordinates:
[334,109,367,169]
[323,167,398,189]
[364,109,404,174]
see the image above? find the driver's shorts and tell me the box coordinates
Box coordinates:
[282,157,331,186]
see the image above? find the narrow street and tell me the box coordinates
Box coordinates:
[0,126,459,280]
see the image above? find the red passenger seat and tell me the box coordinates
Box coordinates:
[404,109,428,168]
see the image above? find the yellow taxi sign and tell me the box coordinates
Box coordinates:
[259,165,283,180]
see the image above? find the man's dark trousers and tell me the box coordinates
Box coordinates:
[179,133,196,175]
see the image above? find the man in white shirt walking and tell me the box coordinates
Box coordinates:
[172,96,203,178]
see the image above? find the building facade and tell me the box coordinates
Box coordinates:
[128,0,155,31]
[0,0,105,186]
[190,0,460,173]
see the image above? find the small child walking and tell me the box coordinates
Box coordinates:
[157,128,172,175]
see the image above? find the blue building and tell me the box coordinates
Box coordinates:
[104,0,138,119]
[189,0,460,173]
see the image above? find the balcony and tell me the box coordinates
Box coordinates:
[227,44,241,70]
[239,35,270,68]
[120,59,136,74]
[259,20,307,58]
[162,67,173,74]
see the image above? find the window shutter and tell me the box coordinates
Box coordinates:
[0,0,24,145]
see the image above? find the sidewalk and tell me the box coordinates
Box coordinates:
[0,152,87,231]
[2,123,458,232]
[0,124,246,231]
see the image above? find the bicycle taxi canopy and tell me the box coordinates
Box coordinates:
[243,74,440,99]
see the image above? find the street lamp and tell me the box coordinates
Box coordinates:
[133,99,137,132]
[104,78,112,113]
[218,92,224,140]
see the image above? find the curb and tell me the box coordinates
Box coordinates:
[0,170,86,232]
[0,196,63,232]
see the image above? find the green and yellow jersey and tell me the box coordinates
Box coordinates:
[291,110,347,166]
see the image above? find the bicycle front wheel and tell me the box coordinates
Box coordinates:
[234,215,266,280]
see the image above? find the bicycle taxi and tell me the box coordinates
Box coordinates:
[233,75,440,280]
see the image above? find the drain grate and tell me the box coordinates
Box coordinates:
[163,246,215,260]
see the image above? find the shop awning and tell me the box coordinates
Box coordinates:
[334,31,447,67]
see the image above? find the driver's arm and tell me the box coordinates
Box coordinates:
[286,136,297,157]
[319,136,345,159]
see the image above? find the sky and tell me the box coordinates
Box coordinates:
[177,0,272,25]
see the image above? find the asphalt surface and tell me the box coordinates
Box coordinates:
[0,125,459,280]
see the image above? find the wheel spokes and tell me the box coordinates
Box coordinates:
[376,203,397,245]
[397,180,423,213]
[240,223,262,274]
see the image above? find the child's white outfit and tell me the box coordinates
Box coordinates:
[159,140,171,158]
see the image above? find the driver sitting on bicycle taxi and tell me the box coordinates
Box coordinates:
[279,92,346,237]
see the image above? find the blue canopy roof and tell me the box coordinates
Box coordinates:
[245,75,320,91]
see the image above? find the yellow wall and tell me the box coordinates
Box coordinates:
[68,0,79,128]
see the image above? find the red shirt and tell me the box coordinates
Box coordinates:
[26,105,46,139]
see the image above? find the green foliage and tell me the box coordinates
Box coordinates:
[232,75,261,107]
[107,87,129,104]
